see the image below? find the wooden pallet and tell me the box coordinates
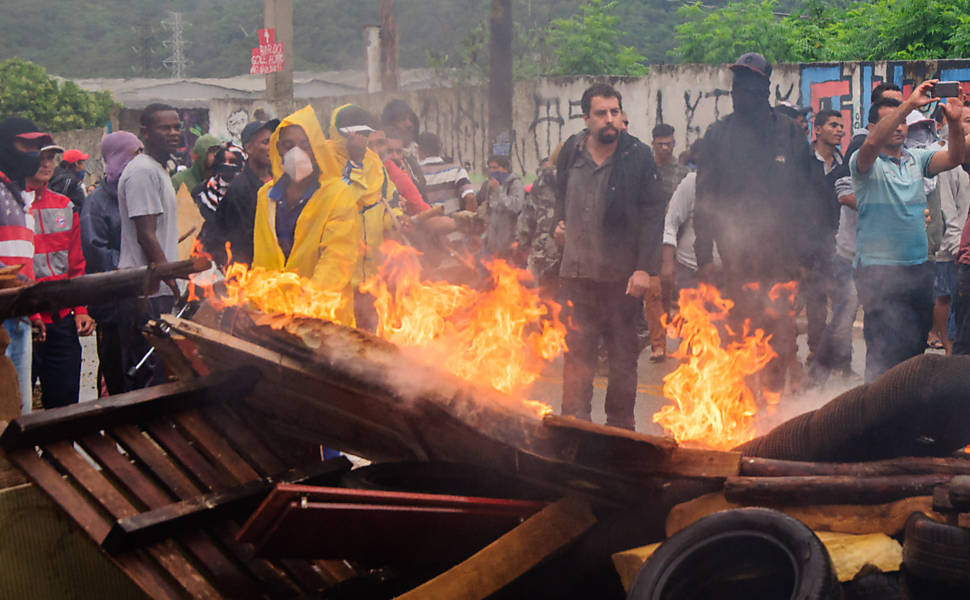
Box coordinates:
[0,368,356,599]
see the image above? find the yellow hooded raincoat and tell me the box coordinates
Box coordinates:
[323,104,396,285]
[252,104,360,326]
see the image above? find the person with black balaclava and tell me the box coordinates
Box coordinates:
[0,117,52,414]
[694,52,824,394]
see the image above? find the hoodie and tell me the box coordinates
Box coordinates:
[171,134,221,193]
[252,105,360,326]
[323,104,394,285]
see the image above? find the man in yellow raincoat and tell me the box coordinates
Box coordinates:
[323,104,398,330]
[252,105,361,326]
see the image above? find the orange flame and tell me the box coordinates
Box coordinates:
[653,283,780,450]
[200,241,566,404]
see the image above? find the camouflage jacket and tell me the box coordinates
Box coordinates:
[516,166,561,279]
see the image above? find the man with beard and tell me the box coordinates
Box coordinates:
[694,52,821,393]
[218,119,278,266]
[0,117,50,413]
[118,103,183,388]
[552,83,665,431]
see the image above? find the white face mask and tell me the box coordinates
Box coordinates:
[282,146,314,182]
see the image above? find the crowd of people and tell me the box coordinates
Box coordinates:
[2,51,969,431]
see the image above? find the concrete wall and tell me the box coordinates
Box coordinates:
[205,59,970,176]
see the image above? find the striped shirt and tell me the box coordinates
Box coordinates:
[419,156,474,215]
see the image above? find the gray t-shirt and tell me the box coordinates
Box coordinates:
[118,153,179,296]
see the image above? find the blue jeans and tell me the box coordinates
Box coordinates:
[3,317,32,414]
[813,254,858,374]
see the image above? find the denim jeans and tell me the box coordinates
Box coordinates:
[813,254,858,374]
[3,317,32,414]
[855,262,933,382]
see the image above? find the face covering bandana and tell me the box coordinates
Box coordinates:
[0,148,40,187]
[282,146,314,182]
[489,170,511,184]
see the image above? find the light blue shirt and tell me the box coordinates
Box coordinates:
[849,146,936,267]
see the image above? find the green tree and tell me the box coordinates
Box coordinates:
[546,0,648,76]
[672,0,794,64]
[0,59,115,131]
[673,0,970,65]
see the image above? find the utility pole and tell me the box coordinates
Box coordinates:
[488,0,513,156]
[162,11,190,79]
[379,0,399,91]
[265,0,294,115]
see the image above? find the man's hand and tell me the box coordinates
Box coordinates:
[31,318,46,343]
[941,91,965,122]
[75,313,96,336]
[909,79,942,109]
[346,132,368,164]
[553,220,566,247]
[626,270,650,298]
[488,177,500,189]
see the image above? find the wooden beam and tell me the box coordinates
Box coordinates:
[395,495,596,600]
[725,474,955,505]
[740,456,970,477]
[0,367,259,449]
[102,457,352,554]
[0,258,208,319]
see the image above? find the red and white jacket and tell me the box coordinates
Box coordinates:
[29,184,87,323]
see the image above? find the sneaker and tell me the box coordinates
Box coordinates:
[649,348,666,363]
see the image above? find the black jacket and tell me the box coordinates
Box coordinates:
[695,109,824,281]
[79,182,121,323]
[217,165,264,265]
[554,130,665,277]
[49,166,85,212]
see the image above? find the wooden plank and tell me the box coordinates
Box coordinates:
[172,411,260,483]
[103,458,352,553]
[43,440,252,598]
[724,474,954,505]
[113,552,191,600]
[0,257,209,319]
[6,448,112,541]
[145,539,225,600]
[79,431,175,508]
[395,495,596,600]
[665,491,959,538]
[146,418,237,491]
[80,435,271,599]
[113,425,204,499]
[199,404,287,476]
[0,368,259,449]
[211,521,304,599]
[44,441,142,522]
[740,456,970,477]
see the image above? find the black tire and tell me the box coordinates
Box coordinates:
[902,512,970,589]
[627,508,841,600]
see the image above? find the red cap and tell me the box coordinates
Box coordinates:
[63,149,89,164]
[15,131,54,145]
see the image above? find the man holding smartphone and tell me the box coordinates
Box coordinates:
[851,80,966,381]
